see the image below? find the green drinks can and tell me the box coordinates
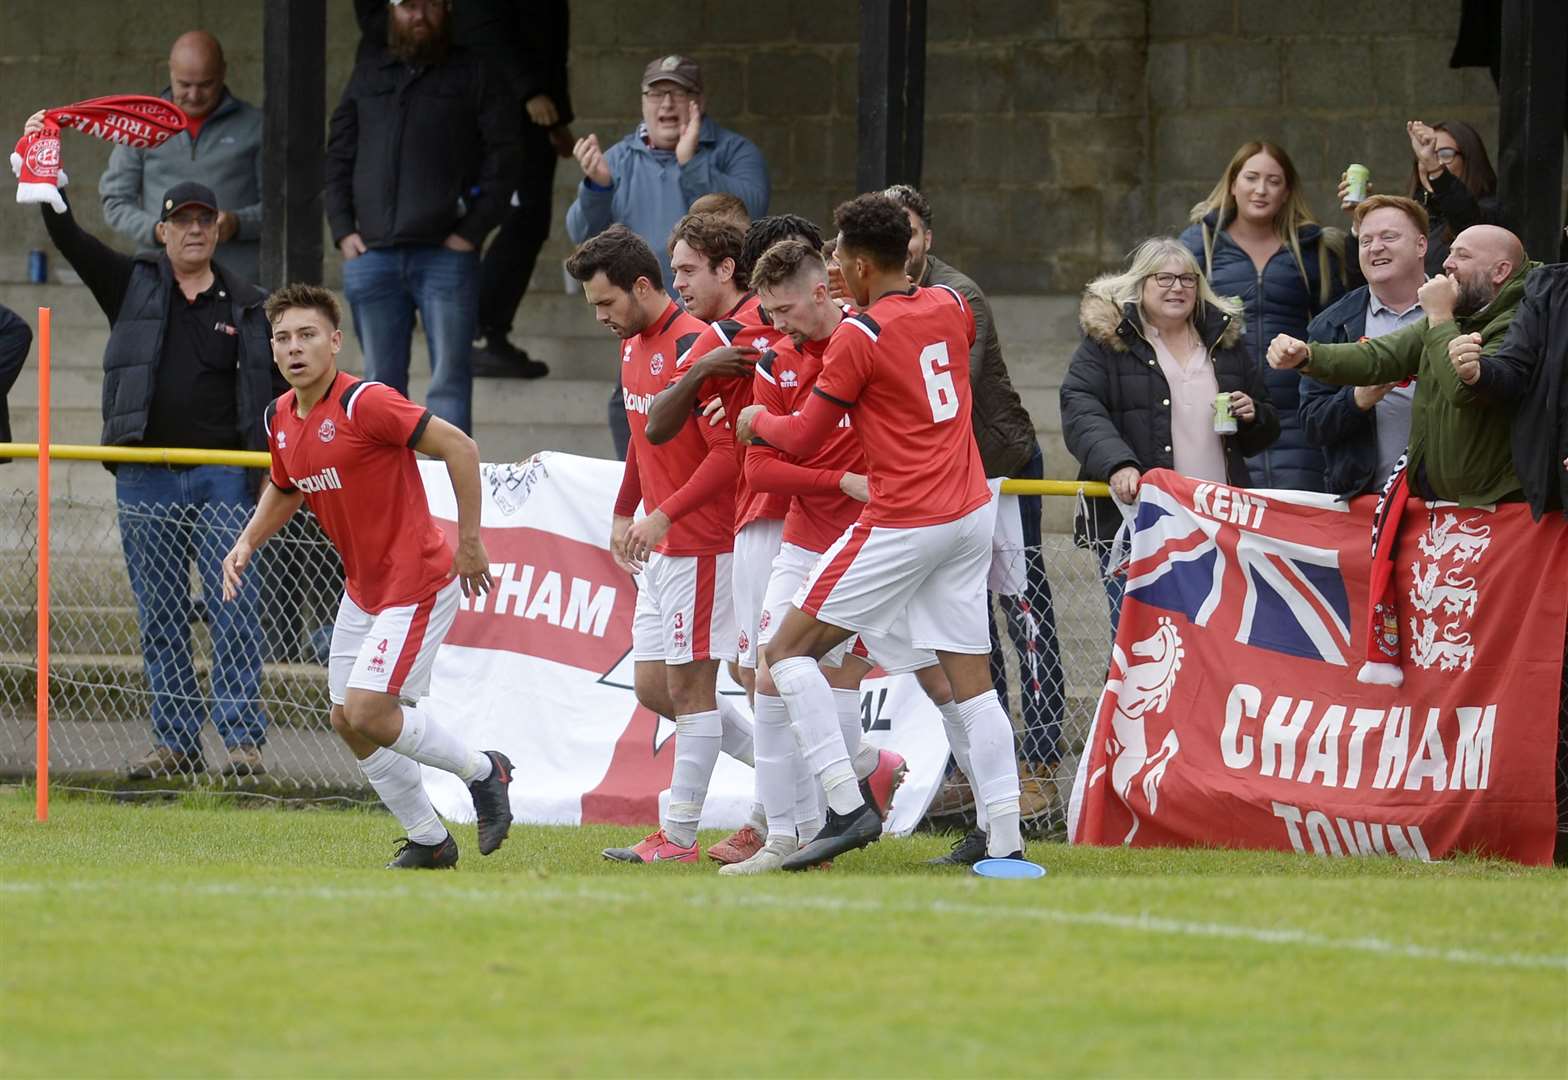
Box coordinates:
[1213,392,1238,434]
[1345,163,1371,204]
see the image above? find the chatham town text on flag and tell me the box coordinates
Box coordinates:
[1068,469,1568,866]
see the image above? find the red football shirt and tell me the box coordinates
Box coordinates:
[752,285,990,528]
[265,372,452,613]
[749,335,866,552]
[620,302,737,555]
[682,305,790,533]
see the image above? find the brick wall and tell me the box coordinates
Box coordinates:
[0,0,1499,293]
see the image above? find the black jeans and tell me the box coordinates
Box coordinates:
[477,120,558,341]
[987,441,1068,767]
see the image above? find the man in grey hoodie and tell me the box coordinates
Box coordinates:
[98,31,263,285]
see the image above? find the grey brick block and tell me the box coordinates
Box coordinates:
[1149,0,1235,38]
[1186,41,1282,108]
[1284,41,1375,109]
[1058,0,1149,40]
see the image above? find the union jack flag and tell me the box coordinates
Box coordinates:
[1121,479,1353,665]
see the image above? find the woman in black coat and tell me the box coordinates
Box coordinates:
[1060,237,1281,631]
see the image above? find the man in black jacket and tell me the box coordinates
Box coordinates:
[34,175,280,780]
[1301,196,1430,498]
[328,0,519,435]
[0,304,31,452]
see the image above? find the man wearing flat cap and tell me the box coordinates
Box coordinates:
[565,54,770,458]
[27,124,282,779]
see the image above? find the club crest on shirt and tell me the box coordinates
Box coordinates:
[649,352,665,376]
[318,418,336,444]
[276,430,287,448]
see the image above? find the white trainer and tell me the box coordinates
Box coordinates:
[717,835,799,876]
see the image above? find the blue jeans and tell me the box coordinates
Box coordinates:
[117,464,266,753]
[342,245,478,434]
[1095,540,1128,640]
[987,441,1068,766]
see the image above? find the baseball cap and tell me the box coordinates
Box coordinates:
[641,55,702,94]
[160,181,218,221]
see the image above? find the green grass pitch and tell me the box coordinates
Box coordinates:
[2,788,1564,1078]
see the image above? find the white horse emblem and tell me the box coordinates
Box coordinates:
[1096,617,1184,843]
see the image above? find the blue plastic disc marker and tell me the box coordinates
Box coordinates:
[972,858,1047,879]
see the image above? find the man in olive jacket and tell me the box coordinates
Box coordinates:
[1268,225,1532,506]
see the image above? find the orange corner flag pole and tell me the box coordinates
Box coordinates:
[36,307,50,823]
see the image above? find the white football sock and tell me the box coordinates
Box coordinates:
[957,691,1022,857]
[717,695,755,765]
[753,693,799,842]
[391,704,490,782]
[665,709,722,848]
[939,698,988,831]
[833,688,880,779]
[792,743,825,843]
[772,656,863,815]
[358,746,445,845]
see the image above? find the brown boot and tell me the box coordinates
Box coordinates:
[222,745,266,778]
[924,771,976,820]
[124,745,206,780]
[1018,761,1060,824]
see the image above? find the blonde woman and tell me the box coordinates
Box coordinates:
[1060,238,1280,631]
[1181,141,1344,492]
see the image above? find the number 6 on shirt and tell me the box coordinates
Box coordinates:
[919,342,959,422]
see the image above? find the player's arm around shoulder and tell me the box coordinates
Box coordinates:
[413,417,494,598]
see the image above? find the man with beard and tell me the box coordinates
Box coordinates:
[326,0,518,436]
[566,226,754,864]
[1269,224,1536,686]
[1269,224,1534,506]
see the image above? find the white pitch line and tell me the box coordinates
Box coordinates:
[3,877,1563,973]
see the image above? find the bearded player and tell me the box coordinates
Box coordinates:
[737,195,1030,871]
[221,284,512,869]
[567,225,753,864]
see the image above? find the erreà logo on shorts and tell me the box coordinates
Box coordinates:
[291,466,344,494]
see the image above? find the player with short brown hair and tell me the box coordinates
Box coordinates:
[222,284,514,869]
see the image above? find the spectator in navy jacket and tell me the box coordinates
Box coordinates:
[0,304,30,454]
[328,0,519,435]
[1181,140,1346,492]
[1301,196,1430,498]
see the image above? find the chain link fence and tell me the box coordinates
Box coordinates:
[0,487,364,796]
[4,483,1560,844]
[0,483,1122,831]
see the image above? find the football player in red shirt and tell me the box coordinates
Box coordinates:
[738,195,1030,871]
[565,226,750,865]
[221,284,513,869]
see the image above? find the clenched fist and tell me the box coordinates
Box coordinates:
[1448,331,1483,386]
[1267,334,1311,371]
[1417,274,1460,323]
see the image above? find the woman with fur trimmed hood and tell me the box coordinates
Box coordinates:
[1060,237,1280,627]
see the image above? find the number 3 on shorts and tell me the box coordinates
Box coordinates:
[919,342,959,423]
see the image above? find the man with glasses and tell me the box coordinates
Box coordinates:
[30,170,282,780]
[565,54,770,459]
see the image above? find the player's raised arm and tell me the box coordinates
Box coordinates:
[222,481,305,602]
[413,416,494,598]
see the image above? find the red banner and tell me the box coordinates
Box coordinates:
[1068,470,1568,865]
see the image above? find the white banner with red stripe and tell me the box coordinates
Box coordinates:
[410,453,951,835]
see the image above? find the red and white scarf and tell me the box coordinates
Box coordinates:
[11,95,188,213]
